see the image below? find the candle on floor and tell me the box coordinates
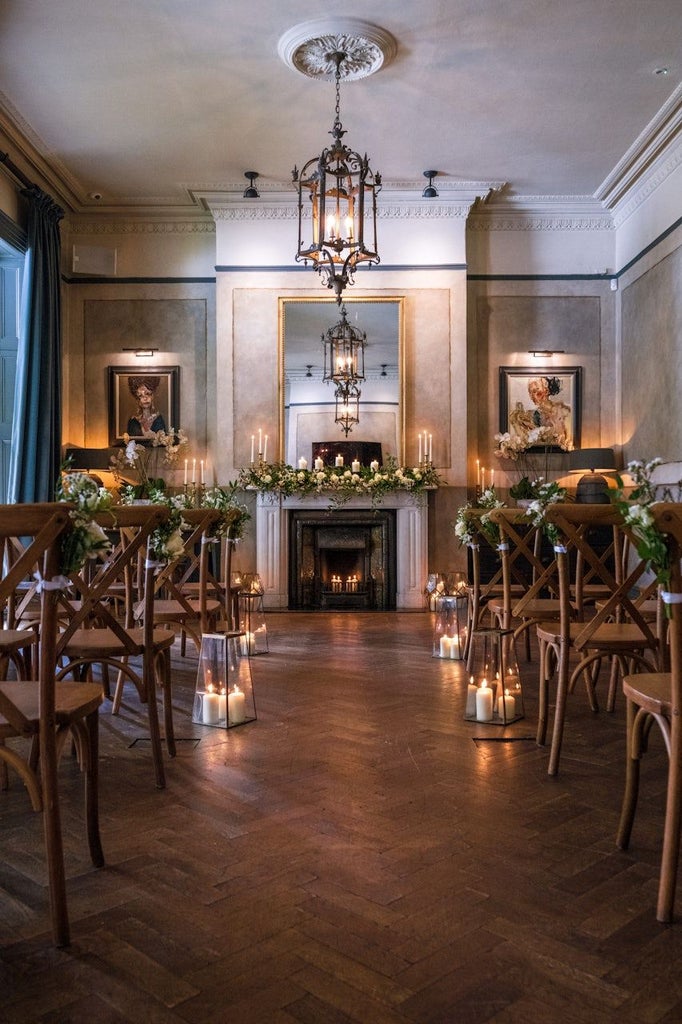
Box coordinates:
[439,635,452,658]
[497,689,516,721]
[466,676,478,717]
[228,685,246,725]
[476,680,493,722]
[202,684,220,725]
[218,686,226,721]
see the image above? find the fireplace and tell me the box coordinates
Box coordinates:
[289,509,396,610]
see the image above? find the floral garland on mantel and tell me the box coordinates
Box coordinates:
[238,457,442,509]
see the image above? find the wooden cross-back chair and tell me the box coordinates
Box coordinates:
[462,508,530,663]
[537,503,661,775]
[0,503,104,947]
[134,507,223,656]
[486,507,566,658]
[55,503,176,789]
[617,502,682,922]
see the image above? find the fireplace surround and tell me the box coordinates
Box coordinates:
[255,492,428,610]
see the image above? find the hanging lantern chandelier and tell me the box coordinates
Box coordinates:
[322,304,366,387]
[334,381,361,436]
[290,35,386,304]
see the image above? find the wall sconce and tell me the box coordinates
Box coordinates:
[243,171,260,198]
[528,349,565,359]
[122,347,159,358]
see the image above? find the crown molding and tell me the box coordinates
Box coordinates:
[468,195,613,232]
[595,82,682,213]
[67,217,215,235]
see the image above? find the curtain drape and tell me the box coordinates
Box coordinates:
[8,186,64,503]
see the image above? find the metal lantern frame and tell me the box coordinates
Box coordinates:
[292,51,381,305]
[432,593,468,660]
[465,626,524,725]
[334,381,361,436]
[322,304,366,387]
[192,631,257,730]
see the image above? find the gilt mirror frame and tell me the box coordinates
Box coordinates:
[278,296,406,466]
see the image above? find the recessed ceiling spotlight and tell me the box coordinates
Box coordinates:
[654,66,670,76]
[88,191,103,200]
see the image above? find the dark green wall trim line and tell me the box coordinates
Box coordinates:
[615,214,682,279]
[467,273,613,281]
[62,275,216,285]
[215,264,467,273]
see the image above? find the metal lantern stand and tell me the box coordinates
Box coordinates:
[192,631,257,729]
[464,626,524,724]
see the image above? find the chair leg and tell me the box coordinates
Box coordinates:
[40,731,70,947]
[143,656,166,790]
[159,650,176,759]
[536,638,553,747]
[548,639,570,776]
[657,726,682,922]
[617,697,641,851]
[84,712,104,868]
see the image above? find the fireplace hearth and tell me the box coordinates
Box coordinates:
[289,509,396,610]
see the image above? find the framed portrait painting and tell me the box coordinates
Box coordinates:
[499,366,582,450]
[108,365,180,444]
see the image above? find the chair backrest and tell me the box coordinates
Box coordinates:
[652,504,682,711]
[488,508,558,626]
[544,503,660,656]
[55,503,170,658]
[0,503,72,732]
[147,507,222,628]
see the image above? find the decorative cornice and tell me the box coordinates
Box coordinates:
[67,218,215,235]
[469,195,613,232]
[595,82,682,211]
[611,137,682,229]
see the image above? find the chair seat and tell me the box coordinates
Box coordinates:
[622,671,671,716]
[143,598,222,622]
[537,619,652,650]
[0,628,37,651]
[0,680,103,735]
[60,626,175,659]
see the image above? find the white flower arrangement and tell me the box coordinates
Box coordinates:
[56,471,115,574]
[110,428,189,498]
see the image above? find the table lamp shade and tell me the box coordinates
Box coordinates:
[570,448,617,503]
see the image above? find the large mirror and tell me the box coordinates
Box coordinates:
[279,297,404,466]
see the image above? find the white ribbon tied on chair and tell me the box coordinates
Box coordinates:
[201,536,220,545]
[34,573,73,593]
[661,591,682,604]
[554,545,568,554]
[497,543,509,552]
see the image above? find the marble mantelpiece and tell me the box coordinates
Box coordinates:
[255,492,428,610]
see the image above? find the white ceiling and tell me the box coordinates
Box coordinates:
[0,0,680,214]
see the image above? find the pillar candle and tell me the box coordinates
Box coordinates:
[351,459,360,473]
[218,687,227,721]
[202,685,220,725]
[476,680,493,722]
[335,454,344,467]
[497,689,516,720]
[314,457,324,471]
[449,634,460,659]
[228,685,246,725]
[439,635,452,658]
[298,457,308,470]
[370,460,379,472]
[466,676,478,717]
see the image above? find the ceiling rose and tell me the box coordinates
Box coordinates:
[277,17,397,81]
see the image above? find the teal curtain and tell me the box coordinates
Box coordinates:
[8,186,64,503]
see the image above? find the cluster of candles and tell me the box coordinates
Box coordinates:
[417,431,433,465]
[304,455,380,473]
[475,459,494,491]
[183,458,207,487]
[466,668,519,722]
[250,429,269,464]
[330,574,360,593]
[438,634,462,659]
[200,676,246,726]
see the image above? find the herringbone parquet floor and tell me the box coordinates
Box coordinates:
[1,611,681,1023]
